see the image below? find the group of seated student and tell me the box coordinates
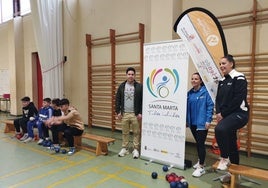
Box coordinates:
[13,96,84,155]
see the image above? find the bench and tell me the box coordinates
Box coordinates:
[80,133,115,156]
[58,132,82,148]
[212,161,268,188]
[2,120,15,133]
[2,119,41,140]
[228,164,268,188]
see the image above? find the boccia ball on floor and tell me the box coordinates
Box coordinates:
[166,173,170,181]
[42,140,48,146]
[170,181,177,188]
[176,182,184,188]
[151,172,158,179]
[181,181,189,188]
[174,175,181,182]
[168,174,177,183]
[55,147,60,153]
[163,165,169,172]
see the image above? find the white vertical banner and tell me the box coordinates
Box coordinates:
[175,15,222,103]
[141,40,189,169]
[174,8,227,103]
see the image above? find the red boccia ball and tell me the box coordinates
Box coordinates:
[168,175,175,183]
[166,174,170,181]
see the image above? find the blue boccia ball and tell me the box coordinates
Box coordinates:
[151,172,158,179]
[170,181,177,188]
[181,181,188,188]
[42,140,48,146]
[176,182,184,188]
[61,149,67,154]
[55,147,60,153]
[163,165,169,172]
[44,140,52,147]
[47,142,52,147]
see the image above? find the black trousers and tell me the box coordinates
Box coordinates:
[215,111,248,164]
[50,123,83,147]
[14,118,28,133]
[190,126,208,165]
[42,124,50,138]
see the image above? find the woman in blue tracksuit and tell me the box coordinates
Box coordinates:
[186,72,214,177]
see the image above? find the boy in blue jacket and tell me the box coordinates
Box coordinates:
[24,98,53,143]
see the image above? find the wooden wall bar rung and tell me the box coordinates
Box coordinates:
[116,31,139,37]
[86,23,145,131]
[91,41,111,46]
[116,37,139,43]
[92,36,110,41]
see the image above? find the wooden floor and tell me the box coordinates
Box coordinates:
[0,112,267,188]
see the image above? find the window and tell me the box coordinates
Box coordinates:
[0,0,31,24]
[1,0,13,22]
[20,0,31,15]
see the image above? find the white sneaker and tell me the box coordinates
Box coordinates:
[37,138,44,145]
[118,148,129,157]
[23,137,34,143]
[20,133,28,141]
[193,160,200,169]
[217,158,230,171]
[192,166,206,177]
[193,160,205,169]
[132,149,139,159]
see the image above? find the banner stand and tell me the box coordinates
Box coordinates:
[141,39,189,170]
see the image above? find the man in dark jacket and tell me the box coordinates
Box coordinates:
[115,67,142,159]
[14,96,38,140]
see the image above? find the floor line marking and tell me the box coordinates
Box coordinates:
[48,161,146,188]
[49,159,154,188]
[47,161,114,188]
[2,138,76,165]
[8,157,94,188]
[88,167,147,188]
[2,136,89,164]
[0,158,60,179]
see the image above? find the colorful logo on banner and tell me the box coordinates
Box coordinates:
[146,68,179,98]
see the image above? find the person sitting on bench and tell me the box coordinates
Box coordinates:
[14,96,38,141]
[42,98,63,142]
[214,54,249,182]
[23,98,53,144]
[45,98,84,155]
